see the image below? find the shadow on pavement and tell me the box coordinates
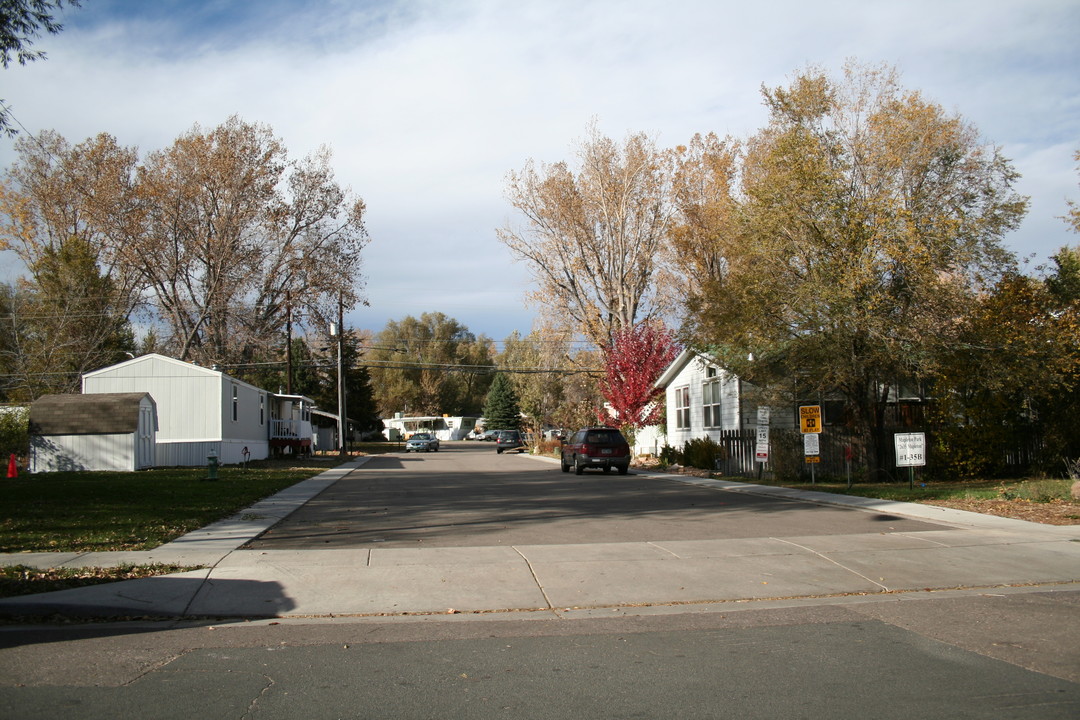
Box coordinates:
[0,576,294,638]
[246,449,953,549]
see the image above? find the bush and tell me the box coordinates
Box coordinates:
[535,437,562,457]
[683,437,724,471]
[658,444,682,466]
[0,407,29,461]
[657,437,726,472]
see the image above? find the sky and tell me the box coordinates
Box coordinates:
[2,0,1078,343]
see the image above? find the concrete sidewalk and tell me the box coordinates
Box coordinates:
[1,456,1078,620]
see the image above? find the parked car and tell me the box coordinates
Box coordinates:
[465,429,484,441]
[494,430,526,454]
[560,427,630,475]
[480,429,499,441]
[404,432,440,453]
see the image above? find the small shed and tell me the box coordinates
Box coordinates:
[29,393,157,473]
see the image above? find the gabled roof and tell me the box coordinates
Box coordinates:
[83,354,313,405]
[30,393,156,435]
[654,348,723,389]
[83,352,224,380]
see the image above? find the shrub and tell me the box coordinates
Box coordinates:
[658,444,682,466]
[682,437,724,472]
[535,437,562,457]
[0,407,29,460]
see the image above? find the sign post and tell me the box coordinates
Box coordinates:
[755,407,770,458]
[754,406,770,481]
[894,432,926,490]
[799,405,822,484]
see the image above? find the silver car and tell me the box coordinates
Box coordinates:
[404,432,440,453]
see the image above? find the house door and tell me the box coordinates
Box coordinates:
[138,405,156,469]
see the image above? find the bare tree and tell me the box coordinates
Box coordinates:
[127,116,369,365]
[498,123,677,347]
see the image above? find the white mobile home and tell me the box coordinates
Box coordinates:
[82,354,312,466]
[28,393,157,472]
[383,415,478,441]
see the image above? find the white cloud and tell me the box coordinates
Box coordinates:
[1,0,1077,339]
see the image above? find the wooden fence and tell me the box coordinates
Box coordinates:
[694,426,1045,482]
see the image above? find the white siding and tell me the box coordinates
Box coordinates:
[30,433,136,472]
[155,439,269,467]
[664,356,743,446]
[222,382,267,443]
[83,355,222,441]
[82,355,282,467]
[633,425,664,457]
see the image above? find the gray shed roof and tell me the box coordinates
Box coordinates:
[30,393,156,436]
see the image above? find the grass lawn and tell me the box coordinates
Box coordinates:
[0,449,390,554]
[759,476,1075,504]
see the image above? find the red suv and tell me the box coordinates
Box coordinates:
[560,427,631,475]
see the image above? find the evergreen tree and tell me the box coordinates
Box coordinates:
[13,235,134,398]
[482,373,521,431]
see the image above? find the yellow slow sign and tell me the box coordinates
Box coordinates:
[799,405,822,434]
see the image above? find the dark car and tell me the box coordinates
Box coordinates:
[494,430,526,454]
[560,427,631,475]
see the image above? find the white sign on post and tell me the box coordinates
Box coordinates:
[755,425,770,462]
[755,406,771,462]
[803,432,820,457]
[894,433,926,467]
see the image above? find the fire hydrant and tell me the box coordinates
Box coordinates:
[206,450,219,481]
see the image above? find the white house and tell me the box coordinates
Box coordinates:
[654,349,796,446]
[29,393,157,472]
[82,354,313,466]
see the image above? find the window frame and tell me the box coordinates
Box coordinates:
[702,379,722,429]
[675,386,690,430]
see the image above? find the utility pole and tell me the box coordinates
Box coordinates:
[285,291,293,395]
[336,295,347,456]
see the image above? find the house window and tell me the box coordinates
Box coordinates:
[703,380,722,428]
[232,384,238,423]
[259,394,265,426]
[675,386,690,429]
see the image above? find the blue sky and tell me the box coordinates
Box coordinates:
[2,0,1078,342]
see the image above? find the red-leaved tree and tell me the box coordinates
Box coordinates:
[597,322,681,430]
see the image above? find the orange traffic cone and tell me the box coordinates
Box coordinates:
[6,454,16,478]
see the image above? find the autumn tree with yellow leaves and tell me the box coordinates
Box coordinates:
[0,117,369,392]
[673,62,1029,476]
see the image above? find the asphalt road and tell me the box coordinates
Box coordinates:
[1,443,1077,718]
[245,442,947,548]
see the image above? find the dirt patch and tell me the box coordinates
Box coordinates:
[919,498,1080,526]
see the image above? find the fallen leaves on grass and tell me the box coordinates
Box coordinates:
[0,564,200,598]
[920,498,1080,525]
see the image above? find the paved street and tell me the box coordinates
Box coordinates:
[1,443,1078,718]
[246,443,948,548]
